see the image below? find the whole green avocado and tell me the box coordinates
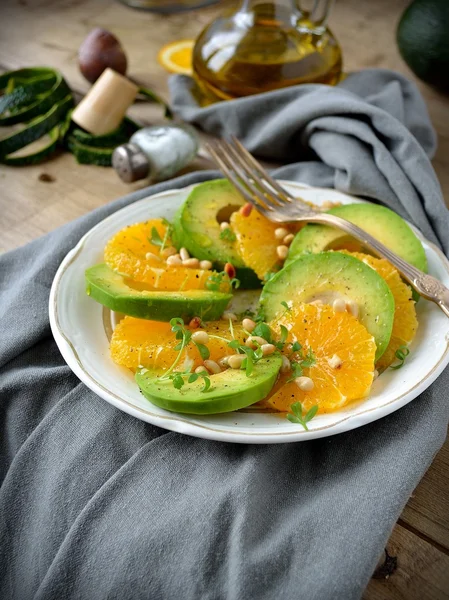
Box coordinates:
[397,0,449,91]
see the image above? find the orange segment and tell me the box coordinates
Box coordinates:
[157,39,194,75]
[266,303,376,413]
[344,251,418,371]
[230,209,297,281]
[104,219,228,292]
[111,317,246,371]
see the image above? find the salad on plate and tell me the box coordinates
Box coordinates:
[85,179,425,429]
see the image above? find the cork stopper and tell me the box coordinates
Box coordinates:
[71,68,138,136]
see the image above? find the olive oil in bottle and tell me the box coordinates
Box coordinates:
[193,0,342,101]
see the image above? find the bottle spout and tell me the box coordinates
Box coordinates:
[294,0,334,31]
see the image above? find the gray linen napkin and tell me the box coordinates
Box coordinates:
[1,69,448,600]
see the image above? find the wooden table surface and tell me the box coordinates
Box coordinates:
[1,0,448,597]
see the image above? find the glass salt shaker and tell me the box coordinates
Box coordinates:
[112,123,199,183]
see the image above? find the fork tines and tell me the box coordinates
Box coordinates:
[205,136,294,215]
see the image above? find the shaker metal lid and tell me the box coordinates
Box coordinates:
[112,143,150,183]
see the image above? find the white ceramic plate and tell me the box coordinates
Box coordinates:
[49,181,449,444]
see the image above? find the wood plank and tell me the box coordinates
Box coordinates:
[400,434,449,552]
[364,523,449,600]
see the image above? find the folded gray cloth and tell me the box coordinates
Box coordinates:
[1,69,448,600]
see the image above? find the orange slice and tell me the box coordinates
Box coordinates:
[266,303,376,413]
[344,251,418,371]
[104,219,229,292]
[157,39,194,75]
[230,209,297,281]
[111,317,246,371]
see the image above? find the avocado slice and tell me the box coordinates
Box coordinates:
[286,203,428,273]
[260,252,395,360]
[172,179,260,288]
[85,264,232,322]
[135,354,282,414]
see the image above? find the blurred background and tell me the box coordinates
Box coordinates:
[0,0,447,250]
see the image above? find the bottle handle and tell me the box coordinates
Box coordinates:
[294,0,334,30]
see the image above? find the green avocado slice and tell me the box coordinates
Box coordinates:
[85,264,232,322]
[172,179,260,288]
[260,252,395,360]
[135,354,282,415]
[286,203,427,273]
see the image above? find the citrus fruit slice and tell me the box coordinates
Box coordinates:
[157,39,194,75]
[266,303,376,413]
[230,209,297,281]
[104,219,230,293]
[344,251,418,371]
[111,316,246,371]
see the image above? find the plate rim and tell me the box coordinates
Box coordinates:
[49,180,449,444]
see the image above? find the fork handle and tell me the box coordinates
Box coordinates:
[311,213,449,318]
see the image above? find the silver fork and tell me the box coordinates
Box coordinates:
[205,136,449,318]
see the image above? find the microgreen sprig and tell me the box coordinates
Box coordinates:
[281,300,291,312]
[251,322,272,342]
[205,271,240,292]
[255,308,266,323]
[228,339,263,376]
[149,219,172,253]
[187,371,211,392]
[287,347,316,382]
[228,317,236,341]
[160,318,192,380]
[274,324,288,351]
[159,318,211,392]
[219,228,236,242]
[170,370,211,392]
[291,341,302,353]
[390,345,410,370]
[287,402,319,431]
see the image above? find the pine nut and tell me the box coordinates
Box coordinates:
[204,359,221,374]
[228,354,245,369]
[332,298,346,313]
[246,335,268,348]
[199,260,213,270]
[346,301,359,318]
[242,318,256,332]
[192,330,209,345]
[145,251,161,261]
[239,202,252,217]
[220,221,230,230]
[166,255,182,266]
[224,262,236,278]
[182,258,200,268]
[195,366,208,374]
[281,355,291,373]
[189,317,202,329]
[373,369,379,380]
[261,343,276,356]
[222,312,237,321]
[218,356,229,369]
[295,376,314,391]
[180,247,190,261]
[327,354,342,369]
[160,246,177,259]
[274,227,289,240]
[276,245,289,260]
[283,233,294,245]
